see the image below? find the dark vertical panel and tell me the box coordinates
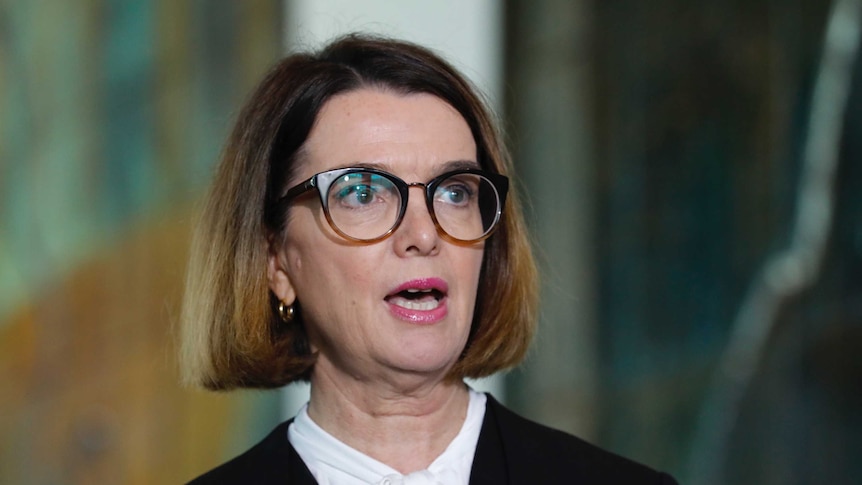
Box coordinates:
[504,0,600,438]
[597,0,650,384]
[190,0,239,180]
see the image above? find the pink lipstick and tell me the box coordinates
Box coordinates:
[385,278,449,323]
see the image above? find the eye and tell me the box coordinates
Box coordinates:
[336,184,376,206]
[331,173,394,209]
[436,180,475,207]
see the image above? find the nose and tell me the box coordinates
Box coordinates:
[392,185,440,256]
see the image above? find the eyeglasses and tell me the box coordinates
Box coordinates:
[280,167,508,244]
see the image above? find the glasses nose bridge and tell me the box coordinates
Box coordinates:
[403,181,432,207]
[405,181,428,190]
[399,180,438,225]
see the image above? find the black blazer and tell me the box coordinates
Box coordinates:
[188,395,678,484]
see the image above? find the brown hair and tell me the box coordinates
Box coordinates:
[180,34,538,390]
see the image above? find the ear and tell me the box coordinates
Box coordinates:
[267,242,297,305]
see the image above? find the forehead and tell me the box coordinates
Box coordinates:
[297,88,477,178]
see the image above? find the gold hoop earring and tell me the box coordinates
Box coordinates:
[277,301,295,323]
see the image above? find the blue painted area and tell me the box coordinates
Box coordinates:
[102,0,156,226]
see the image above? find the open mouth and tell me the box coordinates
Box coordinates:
[385,278,448,313]
[385,288,445,311]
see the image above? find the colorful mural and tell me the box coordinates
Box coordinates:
[0,1,284,483]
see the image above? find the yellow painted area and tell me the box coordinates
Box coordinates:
[0,209,275,484]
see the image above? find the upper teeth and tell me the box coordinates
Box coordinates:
[406,288,432,293]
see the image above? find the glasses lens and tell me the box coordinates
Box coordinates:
[432,173,502,241]
[326,171,401,240]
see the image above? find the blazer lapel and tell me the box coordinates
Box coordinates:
[286,442,318,485]
[242,420,318,485]
[468,395,509,485]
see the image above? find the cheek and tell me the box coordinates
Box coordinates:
[463,249,485,282]
[334,257,380,309]
[283,208,331,284]
[286,237,377,309]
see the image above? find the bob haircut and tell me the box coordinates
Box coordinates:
[180,34,538,390]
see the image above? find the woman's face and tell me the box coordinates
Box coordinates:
[268,88,484,384]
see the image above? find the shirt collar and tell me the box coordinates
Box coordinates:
[288,388,487,485]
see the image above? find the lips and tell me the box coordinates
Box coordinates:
[385,278,449,323]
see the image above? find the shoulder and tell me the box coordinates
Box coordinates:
[485,396,678,484]
[186,421,314,485]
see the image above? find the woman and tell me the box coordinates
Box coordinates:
[182,34,677,484]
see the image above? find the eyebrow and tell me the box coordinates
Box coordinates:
[337,159,482,175]
[440,159,482,172]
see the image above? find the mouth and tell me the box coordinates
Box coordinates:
[385,287,446,310]
[384,278,449,320]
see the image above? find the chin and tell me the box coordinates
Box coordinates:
[387,343,464,376]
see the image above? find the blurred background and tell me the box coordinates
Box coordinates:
[1,0,860,484]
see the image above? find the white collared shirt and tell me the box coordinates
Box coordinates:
[288,389,487,485]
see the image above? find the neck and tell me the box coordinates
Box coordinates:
[307,362,470,474]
